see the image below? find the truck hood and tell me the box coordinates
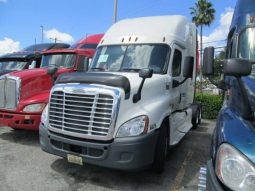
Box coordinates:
[8,68,52,100]
[55,71,173,137]
[9,68,48,80]
[113,72,171,133]
[219,107,255,164]
[9,68,72,100]
[217,76,255,164]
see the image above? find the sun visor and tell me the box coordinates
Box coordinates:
[56,72,131,99]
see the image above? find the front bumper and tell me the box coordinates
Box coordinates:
[199,160,224,191]
[39,123,159,171]
[0,111,41,130]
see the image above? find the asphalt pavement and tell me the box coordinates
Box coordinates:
[0,120,215,191]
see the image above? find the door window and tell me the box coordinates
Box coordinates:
[172,49,182,77]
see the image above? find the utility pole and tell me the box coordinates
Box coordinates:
[34,38,37,51]
[113,0,118,23]
[40,25,44,43]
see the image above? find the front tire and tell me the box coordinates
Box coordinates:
[151,123,168,173]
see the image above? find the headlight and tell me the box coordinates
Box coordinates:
[216,143,255,191]
[41,104,48,125]
[23,103,46,112]
[116,115,149,138]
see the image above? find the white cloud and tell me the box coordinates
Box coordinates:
[44,29,74,44]
[0,37,20,56]
[199,8,234,50]
[0,0,8,3]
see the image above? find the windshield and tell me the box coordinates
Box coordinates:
[0,61,27,71]
[40,54,76,68]
[90,44,169,73]
[238,27,255,61]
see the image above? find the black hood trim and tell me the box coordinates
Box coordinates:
[56,72,131,99]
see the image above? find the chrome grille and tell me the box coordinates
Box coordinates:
[0,79,5,108]
[0,76,19,110]
[49,88,116,138]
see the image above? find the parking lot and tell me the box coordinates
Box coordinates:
[0,120,215,191]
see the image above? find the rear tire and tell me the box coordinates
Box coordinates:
[151,123,168,173]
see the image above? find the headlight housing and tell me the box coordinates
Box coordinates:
[41,104,48,125]
[116,115,149,138]
[23,103,46,112]
[215,143,255,191]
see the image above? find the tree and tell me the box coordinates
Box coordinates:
[213,50,225,81]
[190,0,215,92]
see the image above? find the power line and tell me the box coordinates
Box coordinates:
[214,46,226,49]
[198,46,226,52]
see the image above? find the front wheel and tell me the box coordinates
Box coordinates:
[151,123,168,173]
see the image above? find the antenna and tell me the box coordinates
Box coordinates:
[34,38,37,51]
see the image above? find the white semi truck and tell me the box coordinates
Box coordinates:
[39,15,200,172]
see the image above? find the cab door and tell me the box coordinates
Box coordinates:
[170,44,188,110]
[169,44,192,145]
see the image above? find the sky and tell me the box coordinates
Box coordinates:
[0,0,236,55]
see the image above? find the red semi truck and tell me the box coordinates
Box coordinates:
[0,34,103,130]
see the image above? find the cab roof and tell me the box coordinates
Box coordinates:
[230,0,255,31]
[69,34,104,49]
[100,15,194,46]
[0,42,70,60]
[43,34,104,55]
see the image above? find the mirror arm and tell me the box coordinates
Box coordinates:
[133,78,146,103]
[172,78,188,88]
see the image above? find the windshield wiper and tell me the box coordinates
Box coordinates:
[121,68,140,72]
[90,67,106,71]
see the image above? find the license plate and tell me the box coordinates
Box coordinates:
[67,154,83,165]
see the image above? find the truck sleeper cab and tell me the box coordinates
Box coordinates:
[0,34,103,130]
[40,16,199,172]
[199,0,255,190]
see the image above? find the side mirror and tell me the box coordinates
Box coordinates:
[183,56,194,78]
[133,68,153,103]
[77,57,89,72]
[203,47,215,76]
[47,65,58,76]
[29,60,36,69]
[139,68,153,78]
[224,58,252,77]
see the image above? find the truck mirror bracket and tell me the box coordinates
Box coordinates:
[172,78,188,88]
[133,68,153,103]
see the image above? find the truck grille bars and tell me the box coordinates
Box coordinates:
[49,84,120,140]
[0,76,20,110]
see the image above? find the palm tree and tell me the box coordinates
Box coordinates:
[190,0,215,92]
